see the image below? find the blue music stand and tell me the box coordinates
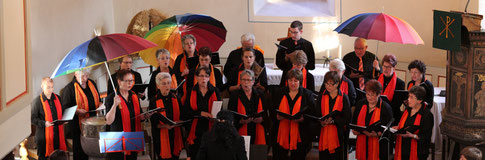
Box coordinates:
[99,132,145,153]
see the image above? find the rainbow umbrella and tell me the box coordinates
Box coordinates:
[334,13,424,45]
[139,13,227,67]
[51,33,157,78]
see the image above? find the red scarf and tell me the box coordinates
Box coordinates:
[119,92,142,132]
[237,96,266,145]
[74,80,100,126]
[394,109,422,160]
[156,95,183,158]
[356,103,381,160]
[378,73,397,101]
[40,94,67,156]
[277,95,302,150]
[319,92,343,152]
[187,89,218,144]
[285,67,307,88]
[340,78,349,95]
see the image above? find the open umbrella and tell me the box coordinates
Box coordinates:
[139,13,227,67]
[51,33,157,78]
[334,13,424,45]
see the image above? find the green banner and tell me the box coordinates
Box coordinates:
[433,10,462,51]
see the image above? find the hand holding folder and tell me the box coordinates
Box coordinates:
[230,110,266,120]
[304,110,340,121]
[349,120,382,133]
[276,109,305,120]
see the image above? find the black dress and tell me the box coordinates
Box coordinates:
[313,90,351,160]
[352,98,393,160]
[395,105,433,160]
[270,87,316,160]
[184,84,222,159]
[149,91,186,160]
[107,69,144,99]
[379,73,406,125]
[276,38,315,71]
[223,47,265,77]
[228,88,268,144]
[104,91,142,160]
[31,93,65,160]
[60,78,101,160]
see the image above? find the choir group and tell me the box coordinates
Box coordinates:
[31,20,435,160]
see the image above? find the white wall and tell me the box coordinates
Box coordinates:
[30,0,115,95]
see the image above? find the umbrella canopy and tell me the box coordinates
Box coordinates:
[334,13,424,45]
[139,13,227,67]
[51,33,157,78]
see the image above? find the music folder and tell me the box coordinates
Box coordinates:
[53,106,77,125]
[159,114,192,126]
[388,125,419,134]
[343,63,369,76]
[211,52,221,65]
[349,120,382,132]
[304,110,340,121]
[230,110,266,119]
[131,107,165,119]
[276,109,305,120]
[132,84,148,94]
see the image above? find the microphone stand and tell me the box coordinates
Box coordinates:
[379,118,394,160]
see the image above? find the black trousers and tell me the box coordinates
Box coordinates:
[272,142,308,160]
[187,138,201,159]
[319,147,344,160]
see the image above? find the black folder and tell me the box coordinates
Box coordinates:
[304,110,340,121]
[349,120,382,132]
[159,115,192,126]
[131,107,165,119]
[391,125,419,134]
[276,109,305,120]
[211,52,220,65]
[230,110,266,119]
[343,63,369,76]
[132,84,148,94]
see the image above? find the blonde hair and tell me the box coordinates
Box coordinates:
[41,77,53,87]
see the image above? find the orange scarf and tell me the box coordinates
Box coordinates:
[319,93,343,152]
[119,92,142,132]
[277,95,302,150]
[156,95,183,158]
[74,80,100,124]
[187,89,218,144]
[394,109,422,160]
[237,96,266,145]
[378,73,397,101]
[285,67,307,88]
[356,103,381,160]
[40,94,67,156]
[340,78,349,95]
[407,78,426,90]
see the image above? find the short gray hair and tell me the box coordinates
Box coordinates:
[239,69,255,81]
[290,50,307,65]
[155,72,172,86]
[74,69,90,76]
[156,49,170,59]
[330,59,346,72]
[181,34,196,47]
[241,33,255,42]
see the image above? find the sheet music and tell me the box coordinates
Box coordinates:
[243,135,251,159]
[96,103,106,111]
[211,101,223,117]
[61,106,77,121]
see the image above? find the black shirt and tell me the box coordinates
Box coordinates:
[381,73,406,125]
[224,47,265,77]
[396,105,433,160]
[105,91,142,132]
[276,38,315,71]
[184,84,222,138]
[31,93,62,148]
[342,51,381,89]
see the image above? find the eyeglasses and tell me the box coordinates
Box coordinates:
[240,78,253,82]
[289,31,300,34]
[197,74,210,78]
[324,82,337,86]
[122,79,134,83]
[122,61,133,64]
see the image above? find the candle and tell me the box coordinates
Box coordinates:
[326,49,330,58]
[338,44,342,59]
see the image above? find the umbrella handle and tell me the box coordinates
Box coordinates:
[104,62,121,110]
